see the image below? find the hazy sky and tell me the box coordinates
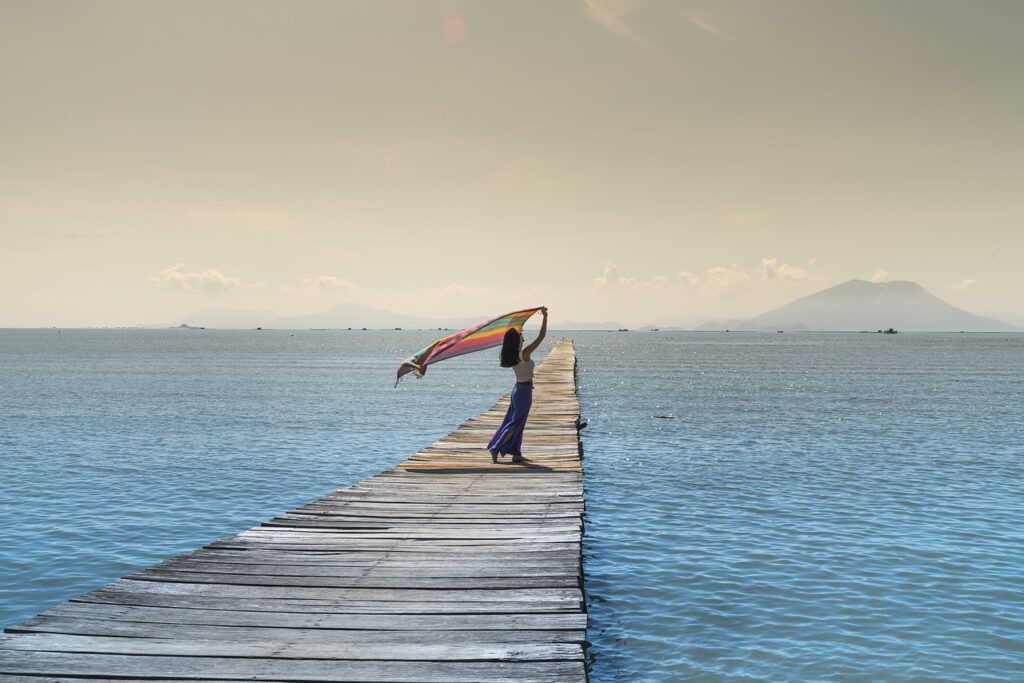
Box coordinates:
[2,0,1021,326]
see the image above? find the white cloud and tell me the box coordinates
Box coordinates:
[593,261,624,287]
[677,271,699,289]
[151,263,243,296]
[870,270,891,283]
[593,257,819,303]
[292,273,358,293]
[314,275,356,292]
[705,264,752,292]
[593,261,667,291]
[758,257,809,282]
[951,278,978,292]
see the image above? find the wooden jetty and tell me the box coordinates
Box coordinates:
[0,339,586,682]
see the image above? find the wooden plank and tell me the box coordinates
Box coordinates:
[152,559,579,577]
[8,617,584,644]
[38,599,589,631]
[171,550,582,565]
[0,651,588,682]
[84,579,583,605]
[123,573,581,590]
[168,552,581,568]
[1,339,586,681]
[0,633,583,662]
[204,542,580,553]
[73,595,580,615]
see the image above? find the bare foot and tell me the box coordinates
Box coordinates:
[490,449,498,464]
[511,455,525,464]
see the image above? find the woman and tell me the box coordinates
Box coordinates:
[489,306,548,464]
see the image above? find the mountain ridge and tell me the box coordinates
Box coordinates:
[737,279,1019,332]
[159,302,482,330]
[148,280,1019,332]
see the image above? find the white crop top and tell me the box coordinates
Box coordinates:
[513,358,535,383]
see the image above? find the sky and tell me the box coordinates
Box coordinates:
[2,0,1022,327]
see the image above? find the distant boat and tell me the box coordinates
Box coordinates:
[651,328,660,332]
[394,327,402,331]
[617,328,629,332]
[883,328,898,334]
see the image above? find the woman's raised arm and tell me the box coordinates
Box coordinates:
[521,307,548,360]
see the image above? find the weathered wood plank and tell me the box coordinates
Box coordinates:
[8,617,584,644]
[38,600,590,631]
[83,579,583,605]
[0,651,588,682]
[153,559,579,577]
[126,572,581,590]
[73,594,581,615]
[0,634,584,662]
[168,551,581,567]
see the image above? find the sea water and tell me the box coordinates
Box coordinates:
[1,329,1022,681]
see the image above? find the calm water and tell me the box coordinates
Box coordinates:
[2,329,1022,681]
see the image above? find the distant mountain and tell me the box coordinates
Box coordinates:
[740,280,1020,332]
[274,302,479,330]
[162,307,284,329]
[643,313,718,330]
[165,302,510,330]
[692,318,747,332]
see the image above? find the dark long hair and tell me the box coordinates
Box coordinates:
[499,328,521,367]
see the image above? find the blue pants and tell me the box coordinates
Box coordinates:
[488,382,533,457]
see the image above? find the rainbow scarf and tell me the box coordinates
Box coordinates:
[396,307,542,385]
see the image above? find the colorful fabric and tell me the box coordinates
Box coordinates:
[488,381,533,457]
[396,307,542,385]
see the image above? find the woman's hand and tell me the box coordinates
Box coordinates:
[541,306,548,317]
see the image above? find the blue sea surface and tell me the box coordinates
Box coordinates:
[2,329,1022,681]
[577,332,1024,682]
